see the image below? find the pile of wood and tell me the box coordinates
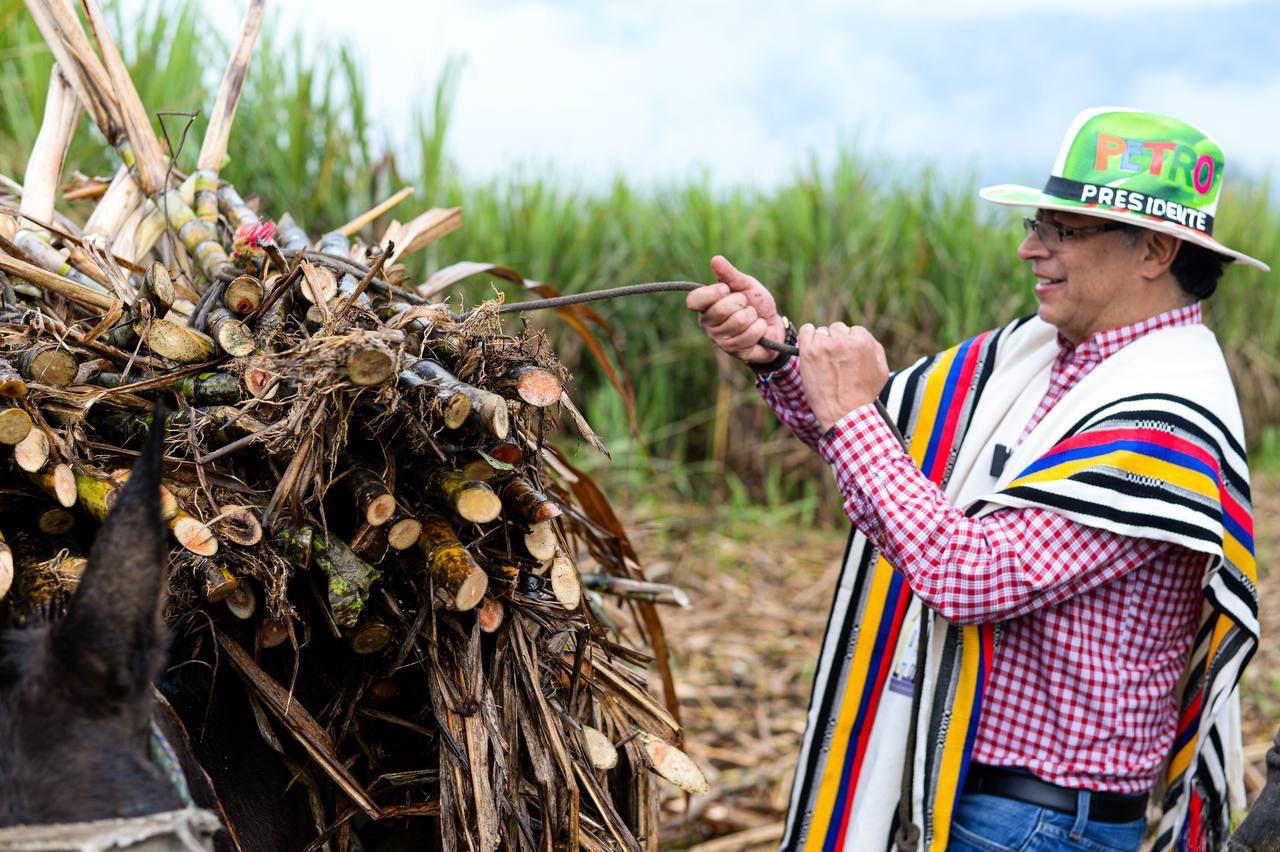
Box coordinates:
[0,2,702,849]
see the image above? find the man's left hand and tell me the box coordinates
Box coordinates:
[797,323,890,432]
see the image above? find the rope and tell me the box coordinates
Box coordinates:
[0,808,220,851]
[492,280,808,351]
[493,281,913,444]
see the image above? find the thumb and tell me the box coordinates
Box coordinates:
[710,255,752,291]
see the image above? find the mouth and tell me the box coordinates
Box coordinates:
[1034,276,1065,297]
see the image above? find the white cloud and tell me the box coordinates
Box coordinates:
[211,0,1277,189]
[879,0,1249,16]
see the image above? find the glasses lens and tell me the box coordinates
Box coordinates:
[1024,218,1061,249]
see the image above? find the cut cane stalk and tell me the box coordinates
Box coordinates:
[417,514,488,612]
[13,230,107,294]
[0,356,29,398]
[134,318,217,363]
[20,65,81,229]
[636,731,709,795]
[19,344,78,387]
[349,521,389,562]
[335,272,373,313]
[252,284,292,352]
[464,388,510,441]
[224,275,264,314]
[84,468,214,554]
[483,562,521,588]
[367,680,400,702]
[351,621,393,655]
[169,509,219,557]
[299,261,337,304]
[0,403,33,446]
[242,368,297,401]
[345,467,397,526]
[38,507,75,535]
[580,573,691,608]
[399,359,473,429]
[476,596,505,634]
[32,463,76,508]
[260,617,290,648]
[498,364,562,408]
[582,726,619,771]
[51,553,88,589]
[213,504,262,546]
[225,583,256,620]
[77,0,234,284]
[0,534,12,603]
[385,516,422,552]
[549,553,582,610]
[457,452,501,482]
[13,427,49,472]
[142,262,175,312]
[82,166,141,239]
[207,307,256,357]
[487,439,524,467]
[500,475,563,524]
[430,469,502,524]
[72,471,116,520]
[346,348,395,386]
[523,520,558,562]
[199,561,241,603]
[173,372,243,406]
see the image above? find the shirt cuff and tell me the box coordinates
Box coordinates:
[756,357,805,394]
[817,402,906,479]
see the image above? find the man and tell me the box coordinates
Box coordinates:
[687,108,1267,852]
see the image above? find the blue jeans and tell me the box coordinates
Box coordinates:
[948,792,1147,852]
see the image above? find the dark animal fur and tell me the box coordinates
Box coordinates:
[0,411,183,825]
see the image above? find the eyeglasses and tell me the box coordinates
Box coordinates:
[1023,217,1128,250]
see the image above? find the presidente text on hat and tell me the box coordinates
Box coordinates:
[980,107,1268,272]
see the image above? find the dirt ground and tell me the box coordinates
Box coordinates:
[627,474,1280,851]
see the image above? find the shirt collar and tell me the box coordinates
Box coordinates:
[1057,301,1203,362]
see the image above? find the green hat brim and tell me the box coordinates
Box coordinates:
[980,183,1270,273]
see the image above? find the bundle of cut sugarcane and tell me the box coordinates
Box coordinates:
[0,3,702,849]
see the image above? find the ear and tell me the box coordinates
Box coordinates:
[1138,230,1181,280]
[53,405,169,701]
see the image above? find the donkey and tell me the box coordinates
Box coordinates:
[0,413,380,850]
[0,411,188,827]
[1231,728,1280,851]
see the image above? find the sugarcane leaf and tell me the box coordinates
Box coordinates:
[541,445,683,729]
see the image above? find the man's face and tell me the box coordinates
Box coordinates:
[1017,209,1144,345]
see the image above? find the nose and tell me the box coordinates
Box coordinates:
[1017,228,1050,261]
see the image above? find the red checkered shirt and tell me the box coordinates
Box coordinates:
[758,303,1208,793]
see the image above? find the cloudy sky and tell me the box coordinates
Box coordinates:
[252,0,1276,191]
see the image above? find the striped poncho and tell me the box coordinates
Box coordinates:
[782,315,1257,852]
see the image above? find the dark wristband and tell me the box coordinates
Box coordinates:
[750,318,797,376]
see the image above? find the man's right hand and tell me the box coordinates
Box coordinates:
[685,255,786,364]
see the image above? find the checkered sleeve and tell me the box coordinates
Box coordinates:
[817,405,1171,624]
[755,358,824,451]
